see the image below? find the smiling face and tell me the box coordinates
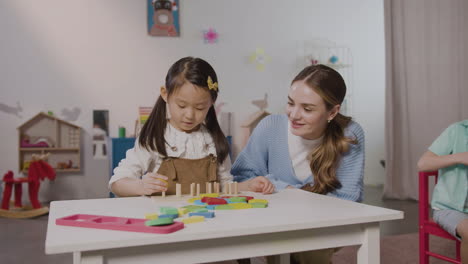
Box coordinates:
[161,82,213,133]
[286,80,339,140]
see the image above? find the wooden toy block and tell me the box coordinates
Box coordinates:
[248,199,268,204]
[228,182,232,195]
[250,203,268,208]
[214,182,220,193]
[159,214,179,219]
[176,183,182,197]
[190,183,195,196]
[145,213,159,220]
[189,211,215,218]
[145,217,174,226]
[162,191,165,198]
[181,215,205,224]
[160,207,179,215]
[200,193,219,198]
[196,183,200,196]
[56,214,184,234]
[223,182,229,194]
[178,208,188,216]
[233,182,238,195]
[230,203,253,210]
[215,204,234,210]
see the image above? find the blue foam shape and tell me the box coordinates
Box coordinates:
[206,205,217,210]
[193,200,207,206]
[159,214,179,219]
[189,211,215,218]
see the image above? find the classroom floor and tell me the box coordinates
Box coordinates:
[0,186,419,264]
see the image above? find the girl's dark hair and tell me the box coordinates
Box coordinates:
[138,57,229,164]
[293,64,357,195]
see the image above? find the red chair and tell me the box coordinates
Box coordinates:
[419,171,461,264]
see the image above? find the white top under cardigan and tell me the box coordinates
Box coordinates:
[287,127,322,181]
[109,123,233,190]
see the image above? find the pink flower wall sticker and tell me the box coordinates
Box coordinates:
[249,48,271,71]
[203,28,219,44]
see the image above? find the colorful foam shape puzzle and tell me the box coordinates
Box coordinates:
[189,211,215,218]
[159,214,179,219]
[206,205,217,210]
[248,199,268,204]
[228,197,246,203]
[182,205,207,212]
[182,215,205,224]
[145,213,159,220]
[202,197,227,205]
[145,217,174,226]
[230,203,253,210]
[250,203,268,208]
[160,207,178,215]
[178,208,188,216]
[215,204,234,210]
[193,200,207,206]
[55,214,184,234]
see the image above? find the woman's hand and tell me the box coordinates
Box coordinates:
[140,173,168,195]
[240,176,275,194]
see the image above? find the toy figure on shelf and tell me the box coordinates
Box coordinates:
[0,153,56,218]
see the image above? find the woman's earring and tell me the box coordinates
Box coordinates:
[327,119,331,123]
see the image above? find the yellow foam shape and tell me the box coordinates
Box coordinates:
[248,199,268,204]
[200,193,219,198]
[181,215,205,224]
[187,197,201,203]
[230,203,253,209]
[145,213,159,220]
[178,208,188,216]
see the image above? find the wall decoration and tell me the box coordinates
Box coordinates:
[298,40,353,115]
[203,28,218,44]
[92,110,109,160]
[249,48,271,71]
[61,107,81,122]
[148,0,179,37]
[0,101,22,118]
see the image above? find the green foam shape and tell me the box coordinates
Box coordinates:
[250,203,268,208]
[160,207,179,215]
[229,197,247,203]
[145,217,174,226]
[215,204,234,210]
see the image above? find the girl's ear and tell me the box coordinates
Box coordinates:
[328,104,340,121]
[160,86,168,102]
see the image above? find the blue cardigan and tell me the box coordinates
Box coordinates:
[231,114,365,202]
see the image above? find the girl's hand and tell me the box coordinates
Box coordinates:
[457,152,468,166]
[244,176,275,194]
[140,173,168,195]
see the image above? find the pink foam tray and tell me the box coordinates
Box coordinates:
[56,214,184,234]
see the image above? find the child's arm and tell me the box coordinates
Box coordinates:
[417,151,468,172]
[111,173,168,196]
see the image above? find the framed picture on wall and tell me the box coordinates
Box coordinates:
[147,0,180,37]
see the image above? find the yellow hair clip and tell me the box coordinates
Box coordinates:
[207,76,218,91]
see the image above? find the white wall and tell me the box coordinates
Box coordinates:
[0,0,385,201]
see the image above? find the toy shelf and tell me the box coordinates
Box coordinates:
[18,112,82,173]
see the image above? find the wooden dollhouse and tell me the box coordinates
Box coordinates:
[18,112,81,173]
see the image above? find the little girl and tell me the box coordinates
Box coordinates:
[109,57,232,197]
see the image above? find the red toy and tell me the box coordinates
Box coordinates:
[1,155,56,218]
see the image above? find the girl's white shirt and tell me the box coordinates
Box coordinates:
[109,122,233,189]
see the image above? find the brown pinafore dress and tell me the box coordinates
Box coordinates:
[156,154,218,195]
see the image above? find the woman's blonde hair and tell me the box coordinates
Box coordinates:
[292,64,357,194]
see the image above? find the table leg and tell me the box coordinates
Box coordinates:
[73,251,104,264]
[266,254,290,264]
[357,222,380,264]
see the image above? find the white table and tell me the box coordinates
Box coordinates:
[45,189,403,264]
